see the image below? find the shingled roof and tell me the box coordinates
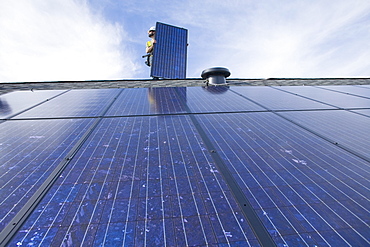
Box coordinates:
[1,77,370,93]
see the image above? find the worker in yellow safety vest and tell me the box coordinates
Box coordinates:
[144,26,156,66]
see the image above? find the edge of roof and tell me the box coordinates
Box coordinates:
[1,78,370,95]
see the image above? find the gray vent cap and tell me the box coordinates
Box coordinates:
[201,67,231,85]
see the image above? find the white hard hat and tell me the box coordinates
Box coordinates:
[148,26,156,31]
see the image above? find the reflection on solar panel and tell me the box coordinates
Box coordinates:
[273,86,370,109]
[0,85,369,246]
[151,22,187,79]
[0,90,67,119]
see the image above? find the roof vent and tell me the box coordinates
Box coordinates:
[201,67,231,85]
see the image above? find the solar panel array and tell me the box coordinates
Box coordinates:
[0,85,369,246]
[151,22,188,79]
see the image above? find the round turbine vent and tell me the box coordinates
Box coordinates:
[201,67,231,85]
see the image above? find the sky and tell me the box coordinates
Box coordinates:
[0,0,370,83]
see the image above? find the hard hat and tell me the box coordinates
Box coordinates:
[148,26,156,32]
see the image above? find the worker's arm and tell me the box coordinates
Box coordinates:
[146,40,156,53]
[146,45,152,54]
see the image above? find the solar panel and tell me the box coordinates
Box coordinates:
[279,110,370,160]
[0,118,95,233]
[185,86,265,113]
[106,87,187,116]
[195,112,370,246]
[274,86,370,109]
[316,85,370,98]
[353,109,370,117]
[232,86,336,111]
[0,90,66,119]
[151,22,187,79]
[8,116,258,246]
[15,89,121,119]
[1,84,369,246]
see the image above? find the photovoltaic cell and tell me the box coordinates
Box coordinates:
[151,22,187,79]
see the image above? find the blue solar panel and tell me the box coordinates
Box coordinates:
[232,86,336,110]
[316,85,370,98]
[8,116,258,246]
[185,86,265,113]
[275,86,370,109]
[195,112,370,246]
[0,90,66,119]
[106,87,187,116]
[106,87,264,116]
[279,110,370,160]
[15,89,121,119]
[151,22,187,79]
[1,84,369,246]
[353,109,370,117]
[0,118,94,233]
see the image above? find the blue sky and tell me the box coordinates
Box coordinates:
[1,0,370,82]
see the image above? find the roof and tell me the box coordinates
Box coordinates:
[1,77,370,93]
[1,78,370,246]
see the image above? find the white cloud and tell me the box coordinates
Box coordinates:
[166,0,370,78]
[3,0,367,81]
[0,0,137,83]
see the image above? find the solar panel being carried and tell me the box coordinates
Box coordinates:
[150,22,188,79]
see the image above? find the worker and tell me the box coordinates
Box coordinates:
[145,26,156,67]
